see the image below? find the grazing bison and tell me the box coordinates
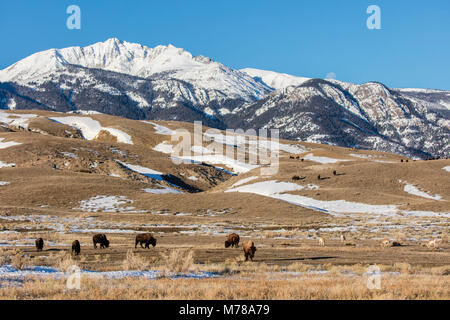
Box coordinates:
[318,237,325,246]
[135,233,157,249]
[35,238,44,252]
[72,240,81,255]
[425,239,441,249]
[93,234,109,249]
[225,233,240,248]
[243,240,256,261]
[381,238,390,247]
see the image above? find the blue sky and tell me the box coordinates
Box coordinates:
[1,0,449,89]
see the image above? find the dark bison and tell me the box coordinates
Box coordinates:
[225,233,240,248]
[35,238,44,252]
[135,233,157,249]
[72,240,81,255]
[93,234,109,249]
[243,240,256,261]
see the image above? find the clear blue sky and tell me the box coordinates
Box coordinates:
[1,0,449,89]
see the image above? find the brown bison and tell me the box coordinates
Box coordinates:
[135,233,157,249]
[243,240,256,261]
[225,233,240,248]
[93,234,109,249]
[35,238,44,252]
[72,240,81,255]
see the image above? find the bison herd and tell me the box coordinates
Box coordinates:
[32,232,260,262]
[33,232,445,263]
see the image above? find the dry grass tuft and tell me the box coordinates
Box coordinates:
[161,248,194,273]
[122,249,153,271]
[11,249,32,270]
[54,251,76,272]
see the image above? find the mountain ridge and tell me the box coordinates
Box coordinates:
[1,38,449,159]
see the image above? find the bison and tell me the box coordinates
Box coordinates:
[425,239,441,249]
[225,233,240,248]
[243,240,256,261]
[381,238,390,247]
[135,233,157,249]
[318,237,325,246]
[72,240,81,255]
[35,238,44,252]
[93,234,109,249]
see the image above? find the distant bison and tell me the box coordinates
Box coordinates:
[243,240,256,261]
[72,240,81,255]
[381,238,390,247]
[35,238,44,252]
[318,237,325,246]
[225,233,240,248]
[425,239,441,249]
[135,233,157,249]
[93,234,109,249]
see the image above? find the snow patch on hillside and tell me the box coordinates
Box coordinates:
[0,138,22,149]
[399,180,443,201]
[0,161,15,168]
[226,180,399,216]
[0,111,37,129]
[143,121,175,135]
[303,153,349,164]
[49,116,133,144]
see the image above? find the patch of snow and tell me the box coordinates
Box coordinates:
[0,181,10,186]
[303,153,349,164]
[443,166,450,172]
[153,141,174,154]
[0,160,15,168]
[188,176,198,181]
[0,265,218,280]
[0,137,22,150]
[117,161,164,180]
[74,195,144,213]
[231,176,259,188]
[0,111,37,129]
[402,211,450,218]
[142,186,183,194]
[49,116,133,144]
[227,180,399,216]
[60,152,77,159]
[142,121,174,135]
[400,180,442,201]
[177,154,259,174]
[191,145,213,155]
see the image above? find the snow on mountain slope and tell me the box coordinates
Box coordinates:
[1,38,449,159]
[0,38,270,101]
[229,79,449,158]
[240,68,310,90]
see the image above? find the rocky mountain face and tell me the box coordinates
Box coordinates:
[1,38,449,159]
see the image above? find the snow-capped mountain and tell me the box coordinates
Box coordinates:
[226,79,449,158]
[0,38,270,101]
[0,38,449,159]
[240,68,310,90]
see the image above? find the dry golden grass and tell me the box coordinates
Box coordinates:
[0,273,447,300]
[122,249,155,271]
[161,248,195,273]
